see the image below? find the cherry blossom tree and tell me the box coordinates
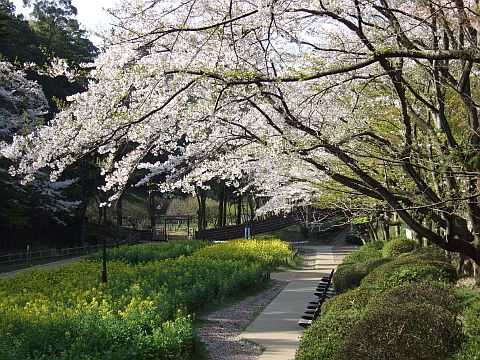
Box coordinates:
[3,0,480,272]
[0,61,79,240]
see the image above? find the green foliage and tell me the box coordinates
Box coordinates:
[166,196,218,226]
[341,241,385,264]
[335,302,463,360]
[345,232,363,245]
[368,283,458,314]
[86,240,209,263]
[454,286,480,312]
[333,258,391,293]
[0,239,289,359]
[322,287,374,315]
[382,237,418,257]
[452,336,480,360]
[295,309,364,360]
[256,225,306,243]
[360,257,458,293]
[193,238,292,269]
[460,295,480,336]
[399,245,450,262]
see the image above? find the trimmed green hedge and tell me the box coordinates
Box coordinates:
[453,336,480,360]
[461,296,480,336]
[360,257,458,294]
[400,246,450,262]
[382,237,418,257]
[297,238,466,360]
[342,241,385,264]
[322,287,373,315]
[295,309,363,360]
[335,302,463,360]
[332,258,391,293]
[368,282,458,314]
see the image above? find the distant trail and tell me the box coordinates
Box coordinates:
[0,255,86,280]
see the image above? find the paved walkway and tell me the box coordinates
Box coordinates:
[0,255,86,279]
[241,242,355,359]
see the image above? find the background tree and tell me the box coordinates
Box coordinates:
[0,61,79,250]
[5,0,480,278]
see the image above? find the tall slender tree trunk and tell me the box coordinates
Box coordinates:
[115,193,123,247]
[236,194,242,225]
[101,206,108,283]
[79,201,88,246]
[247,193,255,223]
[149,187,156,241]
[217,182,225,228]
[222,191,227,227]
[196,188,207,232]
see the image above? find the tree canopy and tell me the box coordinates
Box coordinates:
[3,0,480,263]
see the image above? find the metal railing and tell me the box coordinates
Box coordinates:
[0,233,142,264]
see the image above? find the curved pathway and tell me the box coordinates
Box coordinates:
[0,255,86,279]
[240,234,356,359]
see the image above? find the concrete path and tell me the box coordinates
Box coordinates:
[241,244,355,360]
[0,255,86,280]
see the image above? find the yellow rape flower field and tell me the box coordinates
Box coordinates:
[0,239,291,359]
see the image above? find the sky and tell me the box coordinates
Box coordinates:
[12,0,119,45]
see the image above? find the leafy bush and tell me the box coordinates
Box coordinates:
[360,258,458,293]
[368,282,458,314]
[461,296,480,336]
[400,246,450,262]
[0,239,289,359]
[295,309,363,360]
[86,240,209,263]
[382,237,418,257]
[452,336,480,360]
[341,241,385,264]
[332,258,391,293]
[322,287,373,315]
[335,302,463,360]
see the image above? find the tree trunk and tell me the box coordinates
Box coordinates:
[217,182,225,228]
[115,193,123,247]
[368,222,378,242]
[222,192,227,227]
[101,206,108,283]
[196,188,207,232]
[248,193,255,223]
[149,188,156,241]
[78,201,88,246]
[236,194,242,225]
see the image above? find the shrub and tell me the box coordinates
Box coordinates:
[332,264,364,293]
[341,241,385,264]
[368,282,458,314]
[332,258,391,293]
[400,246,450,262]
[382,237,418,257]
[461,296,480,336]
[360,258,458,293]
[295,309,363,360]
[452,336,480,360]
[322,287,373,315]
[335,302,463,360]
